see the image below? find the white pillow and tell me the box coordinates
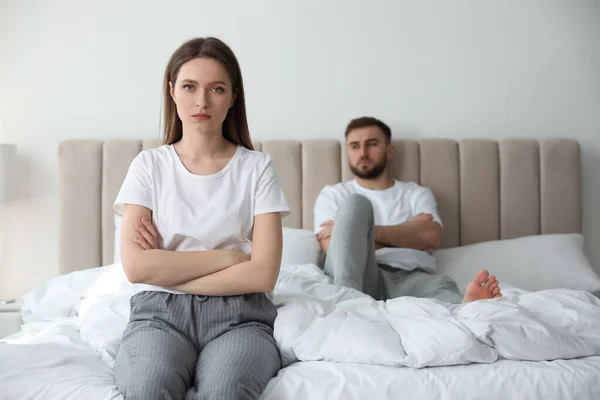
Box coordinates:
[113,213,122,264]
[281,227,324,268]
[113,216,323,268]
[434,233,600,294]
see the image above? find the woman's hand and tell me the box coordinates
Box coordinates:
[133,217,160,250]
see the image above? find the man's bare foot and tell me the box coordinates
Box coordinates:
[462,269,503,303]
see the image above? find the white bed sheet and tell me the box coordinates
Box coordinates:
[1,262,600,400]
[262,357,600,400]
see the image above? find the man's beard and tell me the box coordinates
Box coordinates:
[349,158,387,180]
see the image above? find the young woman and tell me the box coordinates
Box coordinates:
[112,37,289,400]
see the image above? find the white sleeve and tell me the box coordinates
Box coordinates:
[254,155,290,218]
[313,187,338,234]
[411,186,443,226]
[113,152,153,215]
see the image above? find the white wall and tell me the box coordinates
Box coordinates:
[1,0,599,298]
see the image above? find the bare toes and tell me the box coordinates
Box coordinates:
[489,281,499,291]
[484,275,496,287]
[474,270,490,286]
[492,287,501,296]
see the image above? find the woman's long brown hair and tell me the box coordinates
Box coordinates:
[161,37,253,150]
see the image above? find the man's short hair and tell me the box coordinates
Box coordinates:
[344,117,391,143]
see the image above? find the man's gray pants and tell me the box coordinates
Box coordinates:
[324,193,463,303]
[113,291,280,400]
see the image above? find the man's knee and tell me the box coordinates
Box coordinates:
[336,193,373,220]
[340,193,372,210]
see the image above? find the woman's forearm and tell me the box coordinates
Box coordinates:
[168,260,279,296]
[123,248,238,287]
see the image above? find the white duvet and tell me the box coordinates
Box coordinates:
[274,265,600,368]
[2,262,600,400]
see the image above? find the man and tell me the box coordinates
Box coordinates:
[314,117,502,303]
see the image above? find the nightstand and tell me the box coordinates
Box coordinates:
[0,299,23,339]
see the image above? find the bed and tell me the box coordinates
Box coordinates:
[2,137,600,400]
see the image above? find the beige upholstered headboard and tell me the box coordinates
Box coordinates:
[58,138,581,274]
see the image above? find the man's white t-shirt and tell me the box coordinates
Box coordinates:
[313,179,442,273]
[114,144,290,294]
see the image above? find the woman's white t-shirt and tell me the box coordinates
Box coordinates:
[113,144,290,294]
